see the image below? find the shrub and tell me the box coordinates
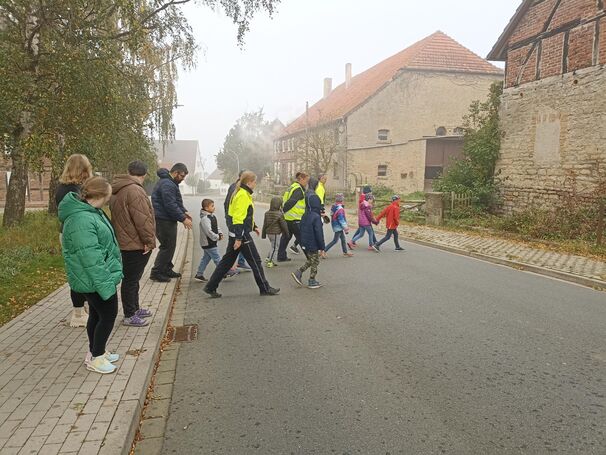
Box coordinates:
[434,82,503,210]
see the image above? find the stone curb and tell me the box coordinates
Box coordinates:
[103,229,191,455]
[131,235,194,455]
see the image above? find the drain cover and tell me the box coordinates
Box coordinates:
[167,324,198,342]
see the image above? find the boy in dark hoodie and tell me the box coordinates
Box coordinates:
[262,196,289,267]
[291,194,325,289]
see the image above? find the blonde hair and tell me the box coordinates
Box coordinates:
[230,171,257,204]
[81,176,111,201]
[59,154,93,185]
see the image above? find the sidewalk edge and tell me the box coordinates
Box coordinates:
[401,235,606,291]
[100,229,191,455]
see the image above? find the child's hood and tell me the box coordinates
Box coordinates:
[269,196,283,211]
[200,209,213,217]
[331,203,344,214]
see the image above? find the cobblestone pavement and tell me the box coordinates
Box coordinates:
[0,227,189,455]
[346,210,606,285]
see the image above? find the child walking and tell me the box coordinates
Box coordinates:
[262,196,289,267]
[195,199,237,282]
[373,195,405,252]
[291,194,325,289]
[349,193,378,250]
[324,193,353,257]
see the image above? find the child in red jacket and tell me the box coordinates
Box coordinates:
[373,195,404,252]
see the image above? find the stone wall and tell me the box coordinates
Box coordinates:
[345,70,499,193]
[496,66,606,213]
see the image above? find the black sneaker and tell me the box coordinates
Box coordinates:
[395,247,405,251]
[289,245,300,255]
[203,287,222,298]
[194,274,207,282]
[150,274,171,283]
[166,270,182,278]
[277,258,292,262]
[260,287,280,296]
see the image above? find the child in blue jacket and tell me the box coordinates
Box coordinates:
[291,194,325,289]
[324,193,353,257]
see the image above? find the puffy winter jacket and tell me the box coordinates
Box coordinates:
[330,203,348,232]
[300,194,325,252]
[358,200,376,227]
[376,201,401,230]
[110,175,156,251]
[151,169,187,222]
[262,196,288,238]
[58,192,123,301]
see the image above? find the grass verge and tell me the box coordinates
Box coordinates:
[0,211,66,327]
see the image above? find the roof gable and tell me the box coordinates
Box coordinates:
[281,31,502,137]
[487,0,535,61]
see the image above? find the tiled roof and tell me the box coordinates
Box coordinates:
[280,31,502,137]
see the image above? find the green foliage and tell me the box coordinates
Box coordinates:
[0,0,280,225]
[216,109,275,182]
[0,211,65,326]
[370,184,395,200]
[434,82,503,209]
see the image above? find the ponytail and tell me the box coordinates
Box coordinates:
[230,171,257,205]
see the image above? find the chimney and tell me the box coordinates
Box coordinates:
[345,63,352,89]
[323,77,332,99]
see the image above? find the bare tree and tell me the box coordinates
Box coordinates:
[294,124,339,176]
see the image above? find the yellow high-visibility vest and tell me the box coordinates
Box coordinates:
[282,182,306,221]
[315,182,326,205]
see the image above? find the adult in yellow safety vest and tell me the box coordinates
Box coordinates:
[203,171,279,298]
[277,171,310,261]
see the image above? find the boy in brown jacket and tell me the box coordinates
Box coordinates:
[110,160,156,327]
[262,196,289,267]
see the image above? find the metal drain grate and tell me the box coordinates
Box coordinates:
[167,324,198,342]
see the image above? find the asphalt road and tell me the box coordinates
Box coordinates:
[162,194,606,455]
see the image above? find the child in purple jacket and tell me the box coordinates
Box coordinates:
[348,193,378,250]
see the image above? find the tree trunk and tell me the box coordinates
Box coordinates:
[3,147,29,227]
[47,170,59,215]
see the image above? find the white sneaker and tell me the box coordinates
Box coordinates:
[70,310,88,328]
[84,351,119,365]
[86,356,117,374]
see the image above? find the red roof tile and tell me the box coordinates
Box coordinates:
[281,31,502,137]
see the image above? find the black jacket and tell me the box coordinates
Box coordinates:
[300,194,325,252]
[151,169,187,222]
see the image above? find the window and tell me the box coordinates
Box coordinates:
[378,165,387,177]
[401,173,407,179]
[436,126,447,136]
[378,129,390,142]
[425,166,443,180]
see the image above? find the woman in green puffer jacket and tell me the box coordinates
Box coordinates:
[58,176,123,375]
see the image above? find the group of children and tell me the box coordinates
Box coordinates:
[195,186,404,291]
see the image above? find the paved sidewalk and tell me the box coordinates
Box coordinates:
[346,210,606,289]
[0,227,190,455]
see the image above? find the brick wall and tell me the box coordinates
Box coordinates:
[496,66,606,213]
[504,0,603,88]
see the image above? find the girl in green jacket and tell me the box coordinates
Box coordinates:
[58,177,123,374]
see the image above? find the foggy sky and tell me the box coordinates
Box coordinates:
[172,0,521,173]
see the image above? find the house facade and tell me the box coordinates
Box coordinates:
[488,0,606,212]
[274,32,502,193]
[153,140,204,195]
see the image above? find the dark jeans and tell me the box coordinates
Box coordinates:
[121,250,151,318]
[206,234,271,294]
[325,231,347,253]
[278,220,302,261]
[152,219,177,276]
[84,292,118,357]
[375,229,401,249]
[71,290,86,308]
